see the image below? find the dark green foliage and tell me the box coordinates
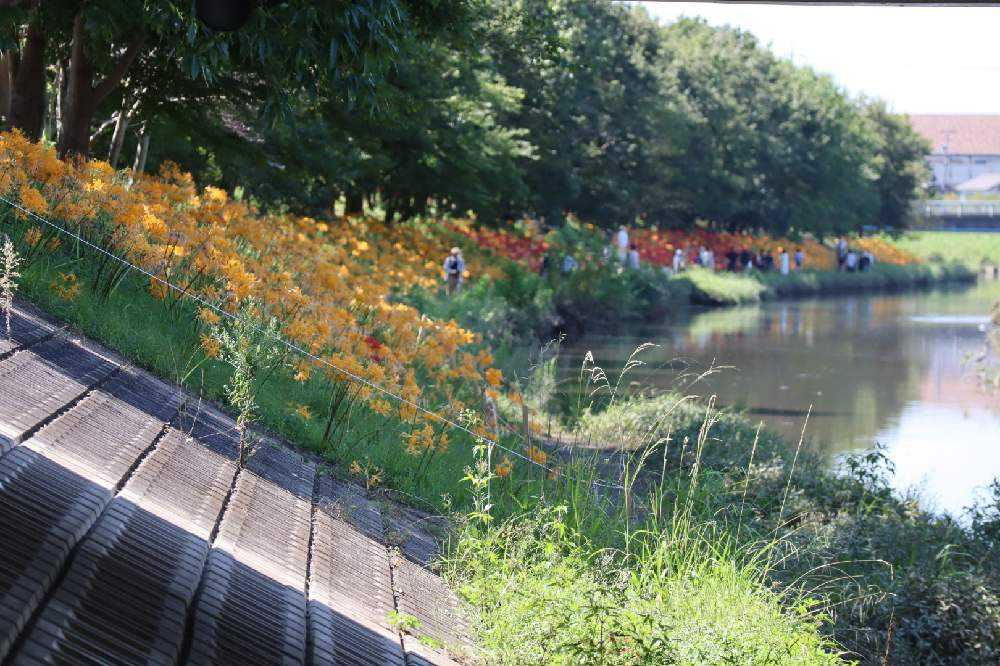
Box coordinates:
[113,1,930,233]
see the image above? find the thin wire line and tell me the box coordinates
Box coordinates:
[0,194,625,490]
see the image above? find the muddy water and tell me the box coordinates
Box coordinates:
[559,282,1000,515]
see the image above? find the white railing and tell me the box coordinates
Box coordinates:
[917,200,1000,218]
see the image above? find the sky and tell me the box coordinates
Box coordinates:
[633,2,1000,114]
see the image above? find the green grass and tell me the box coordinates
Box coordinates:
[666,263,974,306]
[888,231,1000,269]
[672,267,766,305]
[449,508,843,665]
[758,262,975,299]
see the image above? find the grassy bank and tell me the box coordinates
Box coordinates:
[446,392,1000,664]
[887,231,1000,269]
[408,261,976,345]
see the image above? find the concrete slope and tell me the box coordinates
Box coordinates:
[0,302,472,666]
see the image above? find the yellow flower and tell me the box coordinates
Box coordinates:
[45,236,61,252]
[494,456,513,478]
[17,184,48,217]
[149,278,168,300]
[50,272,79,301]
[198,307,221,326]
[293,359,312,382]
[24,227,42,247]
[525,445,548,467]
[350,460,362,475]
[292,404,313,420]
[485,368,503,388]
[199,334,220,358]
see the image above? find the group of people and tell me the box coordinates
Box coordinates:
[610,226,807,277]
[835,237,876,273]
[614,226,642,269]
[441,227,875,296]
[722,246,803,275]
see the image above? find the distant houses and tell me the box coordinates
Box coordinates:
[909,114,1000,193]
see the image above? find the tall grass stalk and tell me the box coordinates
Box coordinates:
[1,234,21,341]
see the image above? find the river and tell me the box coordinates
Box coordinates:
[558,281,1000,516]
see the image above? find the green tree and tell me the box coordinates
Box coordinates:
[863,101,931,230]
[654,18,881,236]
[0,0,466,157]
[488,0,677,227]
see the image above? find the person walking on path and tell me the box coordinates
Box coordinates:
[837,237,848,271]
[443,247,465,296]
[616,226,629,264]
[794,247,805,271]
[779,247,791,275]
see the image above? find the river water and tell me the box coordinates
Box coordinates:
[558,281,1000,516]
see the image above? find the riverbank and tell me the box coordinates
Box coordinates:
[447,391,1000,664]
[886,230,1000,270]
[408,258,976,347]
[680,261,976,305]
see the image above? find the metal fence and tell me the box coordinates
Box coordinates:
[917,200,1000,218]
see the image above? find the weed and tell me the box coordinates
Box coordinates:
[0,235,21,341]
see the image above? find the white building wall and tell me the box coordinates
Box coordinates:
[926,154,1000,190]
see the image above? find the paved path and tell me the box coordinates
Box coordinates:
[0,303,472,665]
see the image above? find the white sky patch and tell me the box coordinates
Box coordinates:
[631,2,1000,114]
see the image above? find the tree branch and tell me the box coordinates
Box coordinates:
[89,113,118,142]
[93,37,145,104]
[90,94,141,143]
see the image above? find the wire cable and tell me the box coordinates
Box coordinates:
[0,193,626,490]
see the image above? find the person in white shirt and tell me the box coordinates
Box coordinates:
[779,247,790,275]
[616,226,629,264]
[443,247,465,295]
[672,248,684,273]
[845,249,858,272]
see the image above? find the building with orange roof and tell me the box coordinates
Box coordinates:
[909,114,1000,191]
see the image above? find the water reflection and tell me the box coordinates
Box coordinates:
[559,282,1000,514]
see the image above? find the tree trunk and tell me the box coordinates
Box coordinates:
[130,126,149,183]
[42,66,57,141]
[345,189,364,216]
[9,20,46,141]
[0,51,13,125]
[57,12,144,158]
[53,61,64,143]
[57,14,95,158]
[108,98,130,167]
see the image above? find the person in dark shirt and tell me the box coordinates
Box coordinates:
[762,251,775,272]
[738,246,752,272]
[726,247,739,272]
